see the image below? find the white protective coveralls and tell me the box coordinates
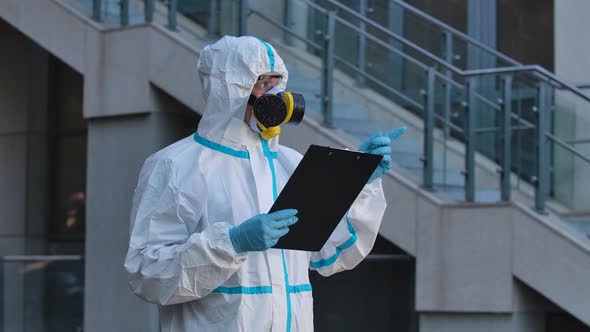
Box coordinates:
[124,35,387,332]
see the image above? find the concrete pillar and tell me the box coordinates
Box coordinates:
[419,312,542,332]
[467,0,498,160]
[418,281,552,332]
[388,2,404,92]
[553,0,590,211]
[467,0,497,70]
[84,104,199,332]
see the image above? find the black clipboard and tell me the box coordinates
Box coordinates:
[270,145,382,251]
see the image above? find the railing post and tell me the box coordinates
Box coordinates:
[442,31,453,138]
[145,0,154,23]
[441,31,453,186]
[92,0,102,22]
[388,3,403,92]
[321,11,336,128]
[120,0,130,26]
[465,77,477,202]
[239,0,249,36]
[422,67,435,190]
[207,0,218,38]
[168,0,178,30]
[283,0,293,46]
[356,0,367,86]
[500,75,512,201]
[535,81,550,213]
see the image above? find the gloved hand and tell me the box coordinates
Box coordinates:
[229,209,299,253]
[359,126,407,183]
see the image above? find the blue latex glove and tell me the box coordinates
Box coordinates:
[229,209,299,253]
[359,126,407,183]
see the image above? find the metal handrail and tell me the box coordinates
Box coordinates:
[546,134,590,164]
[250,10,322,51]
[387,0,520,67]
[328,8,465,90]
[334,55,424,109]
[462,65,590,103]
[315,0,464,75]
[319,0,590,107]
[332,14,429,71]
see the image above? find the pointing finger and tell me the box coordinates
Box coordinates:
[387,126,407,140]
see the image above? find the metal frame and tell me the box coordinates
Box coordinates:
[422,68,436,190]
[239,0,249,36]
[145,0,154,23]
[92,0,102,21]
[120,0,130,26]
[207,0,218,38]
[356,0,367,86]
[535,81,550,213]
[0,255,83,330]
[465,78,477,202]
[500,75,512,201]
[168,0,178,30]
[321,11,336,127]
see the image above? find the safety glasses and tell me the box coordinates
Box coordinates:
[253,74,283,90]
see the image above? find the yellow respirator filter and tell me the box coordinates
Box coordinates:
[252,91,305,140]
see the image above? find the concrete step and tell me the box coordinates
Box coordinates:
[404,166,465,187]
[563,218,590,239]
[441,189,502,203]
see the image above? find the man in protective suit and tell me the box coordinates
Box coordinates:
[124,35,394,331]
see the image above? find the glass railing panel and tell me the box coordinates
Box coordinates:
[249,0,328,123]
[1,256,84,332]
[150,0,209,40]
[175,0,211,30]
[507,73,539,193]
[66,0,146,26]
[452,35,516,71]
[64,0,96,19]
[357,30,434,190]
[551,86,590,212]
[468,77,503,201]
[323,0,520,71]
[474,105,503,201]
[363,32,427,110]
[430,74,467,194]
[217,0,241,36]
[332,19,360,80]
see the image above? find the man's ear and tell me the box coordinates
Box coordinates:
[244,105,253,122]
[248,94,257,106]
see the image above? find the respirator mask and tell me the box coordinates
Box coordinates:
[248,81,305,140]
